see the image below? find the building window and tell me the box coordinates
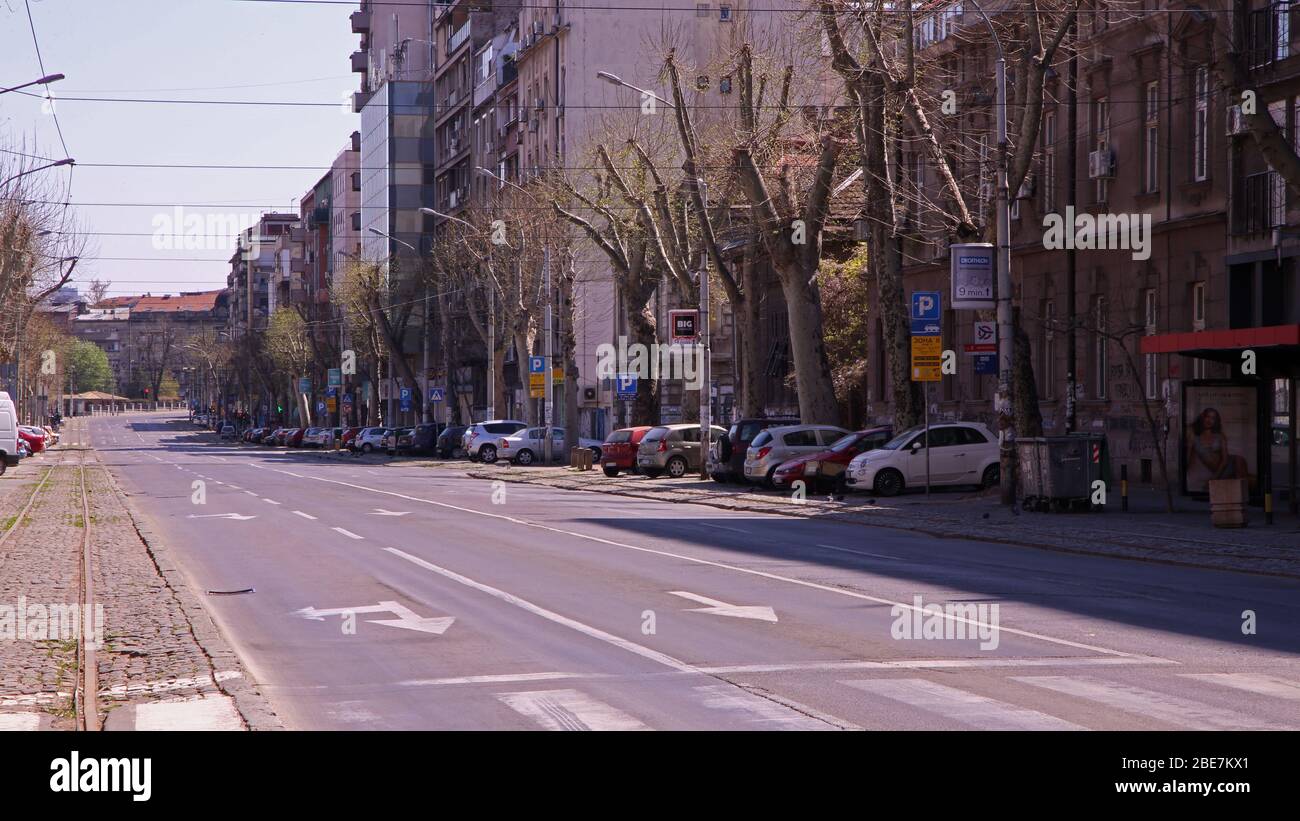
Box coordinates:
[1192,281,1207,379]
[1143,81,1160,193]
[1093,97,1110,203]
[1144,289,1158,399]
[1193,67,1209,182]
[1095,296,1108,400]
[1042,111,1057,212]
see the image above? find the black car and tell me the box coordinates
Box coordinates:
[710,416,801,482]
[436,425,468,459]
[400,423,440,456]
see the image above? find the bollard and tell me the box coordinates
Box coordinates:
[1120,464,1128,512]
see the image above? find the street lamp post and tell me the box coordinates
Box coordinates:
[0,73,64,95]
[1,157,75,189]
[367,227,419,424]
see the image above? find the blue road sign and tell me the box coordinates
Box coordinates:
[615,373,638,400]
[911,291,942,324]
[910,319,942,336]
[974,353,997,375]
[399,387,413,412]
[429,386,445,402]
[326,386,338,399]
[528,355,545,374]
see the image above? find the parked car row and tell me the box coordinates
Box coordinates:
[0,391,60,476]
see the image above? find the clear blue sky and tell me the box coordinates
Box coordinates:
[1,0,359,297]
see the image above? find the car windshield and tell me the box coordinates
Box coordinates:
[642,427,668,442]
[605,430,631,444]
[827,432,861,453]
[751,430,772,447]
[880,426,925,450]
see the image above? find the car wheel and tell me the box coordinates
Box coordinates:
[763,466,780,489]
[361,443,373,453]
[603,466,620,478]
[666,456,688,478]
[982,464,1000,489]
[516,449,535,466]
[873,469,904,497]
[480,445,498,464]
[590,447,602,463]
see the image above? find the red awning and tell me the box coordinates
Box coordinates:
[1140,324,1300,355]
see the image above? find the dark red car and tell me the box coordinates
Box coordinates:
[600,426,653,477]
[340,427,363,449]
[17,427,45,454]
[287,428,307,447]
[771,426,893,493]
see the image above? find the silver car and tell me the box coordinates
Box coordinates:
[743,424,850,486]
[636,423,729,478]
[462,419,528,463]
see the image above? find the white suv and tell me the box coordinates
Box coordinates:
[463,420,527,463]
[845,422,1000,496]
[353,427,390,454]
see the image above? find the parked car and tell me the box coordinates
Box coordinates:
[771,426,894,493]
[708,416,802,482]
[599,426,653,477]
[0,391,18,475]
[637,423,729,478]
[353,427,389,454]
[401,423,439,456]
[17,426,46,454]
[436,425,468,458]
[273,428,293,446]
[386,427,414,455]
[744,424,851,487]
[463,420,528,463]
[845,421,1001,496]
[497,427,604,465]
[261,428,283,445]
[340,427,363,449]
[242,427,261,443]
[219,424,237,441]
[286,428,307,447]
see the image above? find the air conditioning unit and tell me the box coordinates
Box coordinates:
[582,387,597,402]
[534,97,546,111]
[527,117,538,132]
[1227,103,1248,136]
[532,20,544,35]
[498,123,509,138]
[448,189,459,208]
[1016,174,1035,199]
[1087,146,1115,179]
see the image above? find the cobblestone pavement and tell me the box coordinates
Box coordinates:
[0,418,272,730]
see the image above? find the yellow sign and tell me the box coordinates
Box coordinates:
[529,373,544,398]
[910,335,942,382]
[553,368,564,384]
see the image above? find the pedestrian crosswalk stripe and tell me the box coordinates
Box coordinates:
[133,695,245,731]
[1012,675,1293,730]
[1178,673,1300,701]
[497,689,650,731]
[843,678,1084,730]
[0,713,41,731]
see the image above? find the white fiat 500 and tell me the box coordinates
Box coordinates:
[845,422,1000,496]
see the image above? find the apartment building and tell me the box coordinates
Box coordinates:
[227,212,299,338]
[868,1,1298,503]
[331,131,363,279]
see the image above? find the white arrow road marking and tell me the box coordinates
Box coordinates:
[668,591,778,622]
[368,508,410,516]
[332,527,363,540]
[186,513,257,521]
[294,601,455,635]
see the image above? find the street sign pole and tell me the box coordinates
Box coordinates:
[925,381,931,498]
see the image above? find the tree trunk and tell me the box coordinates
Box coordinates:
[736,252,764,417]
[1012,316,1044,438]
[777,270,839,424]
[626,293,660,426]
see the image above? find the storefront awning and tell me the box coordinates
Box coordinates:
[1141,324,1300,376]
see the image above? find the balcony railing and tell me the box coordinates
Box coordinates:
[350,9,371,35]
[449,21,471,53]
[1234,171,1276,235]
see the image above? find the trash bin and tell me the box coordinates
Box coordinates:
[1017,434,1108,512]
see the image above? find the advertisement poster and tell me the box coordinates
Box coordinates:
[1182,382,1258,495]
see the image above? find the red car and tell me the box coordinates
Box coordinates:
[17,427,45,454]
[771,426,893,493]
[600,426,653,477]
[340,427,363,449]
[287,428,307,447]
[274,428,293,446]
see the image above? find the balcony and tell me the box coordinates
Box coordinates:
[449,21,471,54]
[351,50,367,74]
[352,90,372,113]
[350,8,371,34]
[1233,171,1277,236]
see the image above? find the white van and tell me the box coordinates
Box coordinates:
[0,391,19,476]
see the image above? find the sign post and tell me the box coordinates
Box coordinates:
[910,291,943,497]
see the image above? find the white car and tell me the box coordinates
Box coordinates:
[845,422,1000,496]
[497,427,604,465]
[353,427,390,454]
[462,420,528,463]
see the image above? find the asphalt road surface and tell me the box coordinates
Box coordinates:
[90,413,1300,731]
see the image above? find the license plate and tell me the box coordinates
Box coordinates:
[606,462,617,468]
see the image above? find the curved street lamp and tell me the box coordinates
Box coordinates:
[0,73,64,95]
[1,157,75,189]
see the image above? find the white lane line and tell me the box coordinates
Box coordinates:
[304,474,1134,658]
[1012,676,1294,730]
[133,695,245,731]
[1177,673,1300,701]
[292,511,318,520]
[699,655,1174,675]
[262,498,281,505]
[333,527,364,540]
[816,543,902,561]
[844,678,1085,731]
[497,689,650,731]
[0,713,41,731]
[227,485,241,490]
[243,491,258,497]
